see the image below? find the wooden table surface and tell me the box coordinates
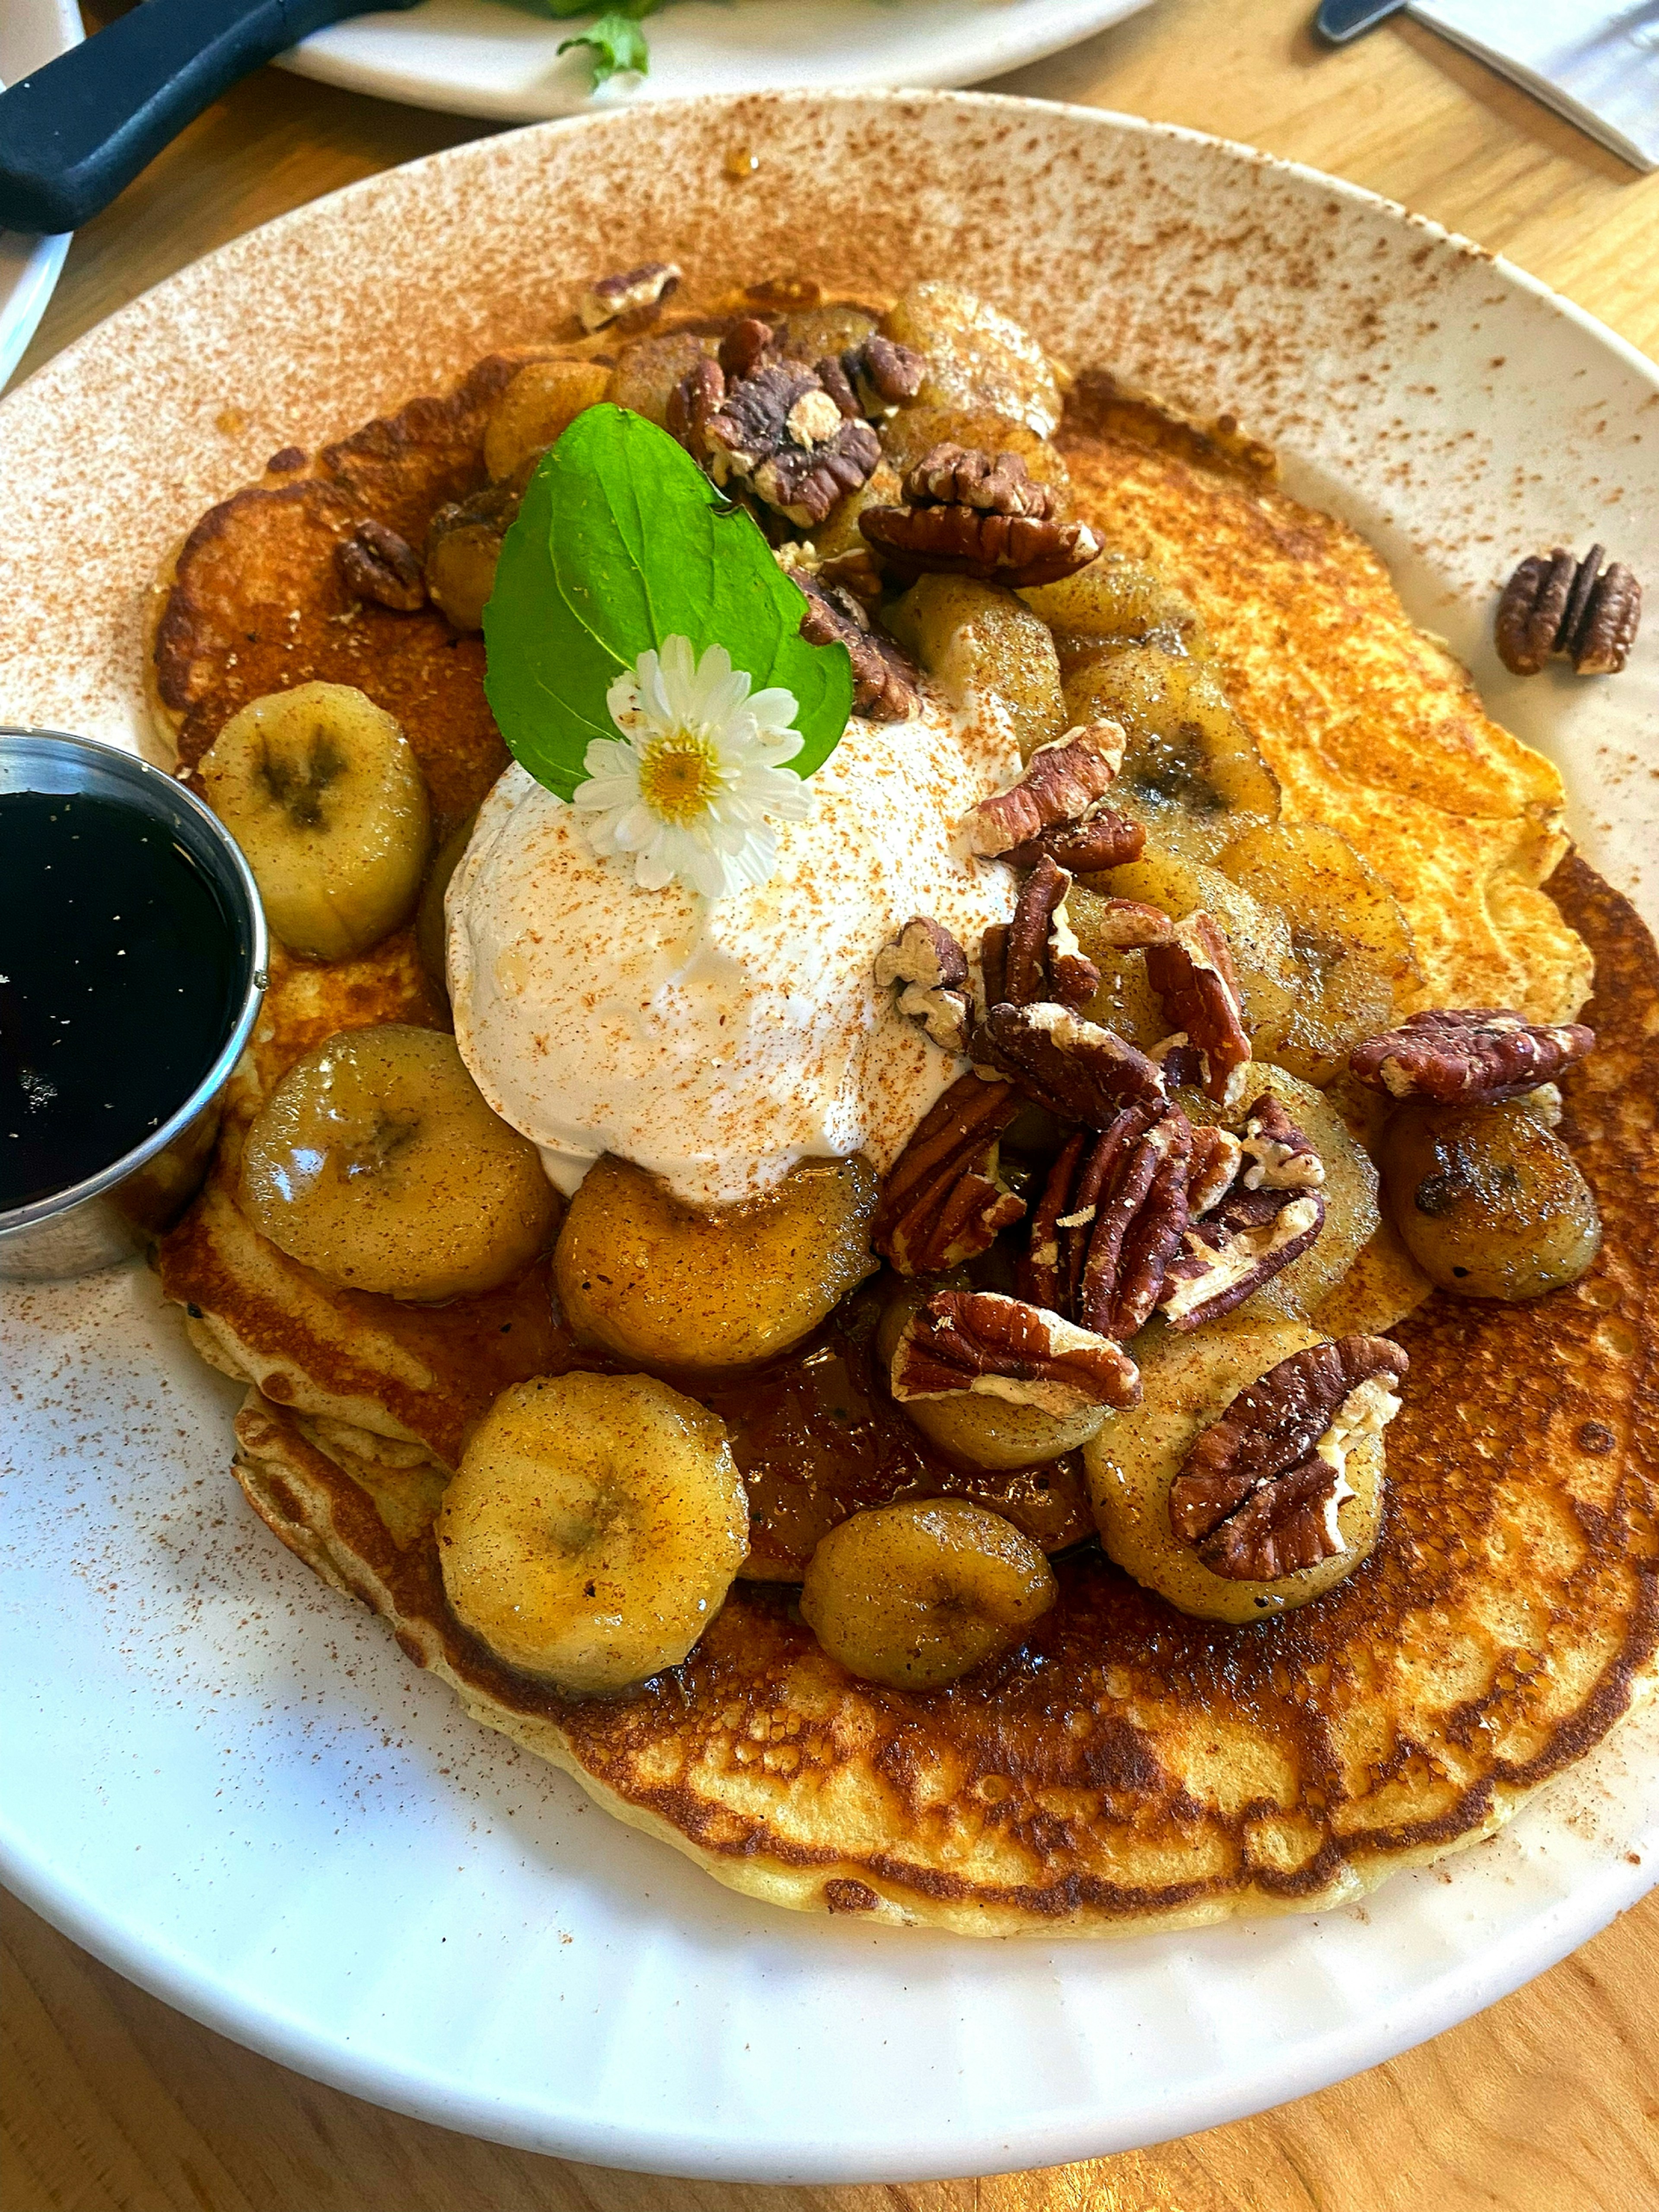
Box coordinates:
[4,3,1656,2207]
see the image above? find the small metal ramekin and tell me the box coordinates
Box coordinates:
[0,727,267,1281]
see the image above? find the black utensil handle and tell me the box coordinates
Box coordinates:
[0,0,402,235]
[1312,0,1408,44]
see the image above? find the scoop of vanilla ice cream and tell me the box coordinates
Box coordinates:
[447,698,1021,1209]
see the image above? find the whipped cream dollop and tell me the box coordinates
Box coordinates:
[447,698,1022,1208]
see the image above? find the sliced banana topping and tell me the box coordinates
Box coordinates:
[438,1372,749,1692]
[199,681,431,962]
[240,1023,556,1301]
[800,1498,1057,1690]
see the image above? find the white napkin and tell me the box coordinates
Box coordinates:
[1407,1,1659,172]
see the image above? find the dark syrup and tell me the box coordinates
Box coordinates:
[0,791,238,1211]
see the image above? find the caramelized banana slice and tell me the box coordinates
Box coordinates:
[884,573,1067,760]
[881,283,1063,436]
[1379,1098,1601,1300]
[1084,1317,1383,1623]
[199,682,431,962]
[241,1023,557,1300]
[483,358,611,484]
[1022,552,1200,655]
[555,1154,879,1375]
[1065,644,1279,861]
[1215,821,1420,1081]
[605,330,718,426]
[800,1498,1057,1688]
[874,1274,1109,1469]
[439,1372,748,1691]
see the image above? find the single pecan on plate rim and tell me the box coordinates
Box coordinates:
[1349,1007,1595,1103]
[1169,1335,1408,1582]
[578,260,681,333]
[891,1289,1141,1415]
[873,916,973,1054]
[873,1072,1026,1276]
[1495,544,1642,677]
[1017,1102,1193,1343]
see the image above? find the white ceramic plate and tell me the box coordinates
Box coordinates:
[280,0,1155,123]
[0,0,82,394]
[0,93,1655,2183]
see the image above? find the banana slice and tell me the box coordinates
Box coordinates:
[1084,1316,1384,1623]
[554,1154,878,1375]
[439,1372,749,1692]
[801,1498,1057,1689]
[199,682,431,962]
[240,1023,556,1301]
[483,359,611,485]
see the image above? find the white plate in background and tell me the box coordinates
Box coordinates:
[0,0,82,393]
[280,0,1156,122]
[0,92,1655,2182]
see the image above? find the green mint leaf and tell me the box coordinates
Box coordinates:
[557,11,650,83]
[483,406,854,803]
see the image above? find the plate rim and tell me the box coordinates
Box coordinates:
[1,88,1655,2182]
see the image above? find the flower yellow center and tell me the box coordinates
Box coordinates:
[637,728,722,825]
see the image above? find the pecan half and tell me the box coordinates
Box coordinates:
[903,442,1057,518]
[790,565,920,721]
[719,315,778,381]
[1186,1122,1244,1216]
[680,358,882,528]
[1003,809,1146,875]
[962,723,1127,858]
[1145,912,1252,1105]
[1495,544,1642,677]
[1018,1103,1193,1341]
[337,519,426,611]
[816,546,885,605]
[578,260,681,333]
[1349,1007,1595,1103]
[874,917,972,1053]
[976,1002,1166,1122]
[861,499,1101,590]
[1169,1336,1408,1580]
[993,855,1100,1011]
[843,333,926,411]
[1159,1095,1326,1332]
[891,1290,1141,1414]
[874,1074,1026,1275]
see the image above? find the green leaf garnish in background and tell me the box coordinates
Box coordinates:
[556,5,656,86]
[483,406,855,802]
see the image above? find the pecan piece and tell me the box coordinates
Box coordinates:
[1018,1103,1192,1341]
[337,519,426,611]
[1003,808,1146,875]
[1349,1007,1594,1103]
[691,359,881,527]
[874,1074,1026,1275]
[903,442,1058,517]
[719,315,778,381]
[976,1002,1166,1122]
[789,565,920,722]
[961,723,1127,858]
[1145,912,1252,1105]
[1186,1122,1244,1216]
[578,260,681,333]
[1169,1336,1408,1580]
[861,499,1101,590]
[874,917,972,1053]
[998,855,1100,1011]
[1159,1095,1326,1332]
[843,333,926,411]
[1495,544,1642,677]
[891,1290,1141,1414]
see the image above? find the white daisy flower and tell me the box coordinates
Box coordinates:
[572,635,815,900]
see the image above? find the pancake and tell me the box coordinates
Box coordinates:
[149,340,1654,1933]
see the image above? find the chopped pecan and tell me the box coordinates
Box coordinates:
[578,260,680,333]
[789,566,921,721]
[666,355,725,450]
[862,499,1101,590]
[694,359,882,527]
[337,519,426,611]
[962,724,1127,858]
[817,546,885,605]
[1495,544,1642,677]
[874,1074,1026,1275]
[1003,808,1146,875]
[1186,1123,1244,1217]
[903,443,1057,518]
[1160,1095,1326,1332]
[813,352,862,418]
[1018,1103,1192,1341]
[874,917,972,1053]
[997,855,1100,1011]
[844,333,926,411]
[719,315,778,380]
[891,1290,1141,1414]
[1169,1336,1408,1580]
[1349,1007,1595,1103]
[1145,912,1252,1105]
[976,1002,1166,1122]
